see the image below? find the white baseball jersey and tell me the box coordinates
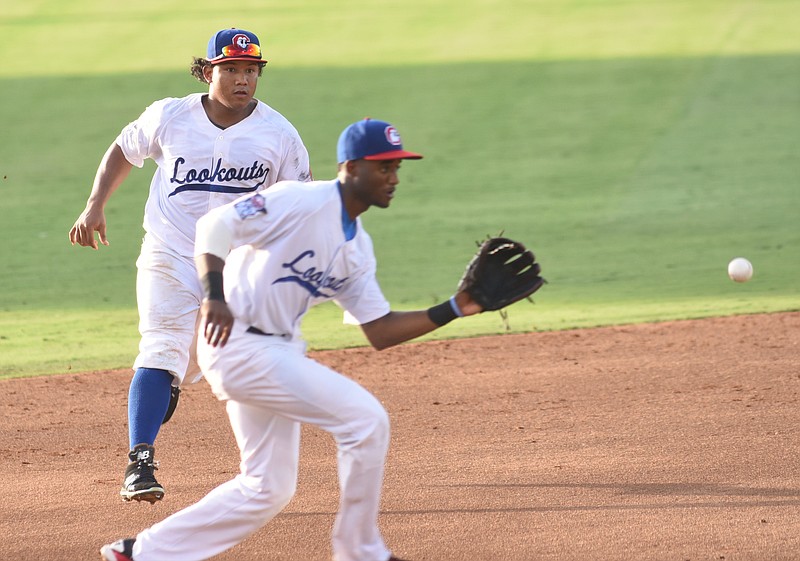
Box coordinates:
[197,180,391,338]
[117,93,311,258]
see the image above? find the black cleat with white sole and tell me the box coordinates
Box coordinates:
[120,443,164,504]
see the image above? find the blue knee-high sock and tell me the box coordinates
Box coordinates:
[128,367,174,449]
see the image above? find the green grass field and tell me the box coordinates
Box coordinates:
[1,1,798,378]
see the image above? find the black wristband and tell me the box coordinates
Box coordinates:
[201,271,225,301]
[427,300,458,326]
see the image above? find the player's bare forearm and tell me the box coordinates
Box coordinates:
[361,310,438,350]
[196,253,226,279]
[69,143,134,249]
[360,291,481,351]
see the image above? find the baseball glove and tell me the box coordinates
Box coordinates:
[458,237,545,311]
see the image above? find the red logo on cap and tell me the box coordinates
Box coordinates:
[385,126,402,146]
[232,34,251,50]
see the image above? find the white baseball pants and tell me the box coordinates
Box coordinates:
[133,234,202,383]
[132,324,393,561]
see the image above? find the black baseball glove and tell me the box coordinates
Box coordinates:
[458,237,545,311]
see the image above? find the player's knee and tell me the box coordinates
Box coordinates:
[371,406,390,448]
[238,472,297,510]
[135,336,191,381]
[255,479,296,513]
[271,481,297,511]
[349,401,391,456]
[271,468,298,506]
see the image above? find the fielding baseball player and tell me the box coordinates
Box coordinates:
[98,118,488,561]
[70,27,311,504]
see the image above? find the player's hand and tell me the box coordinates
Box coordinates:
[69,206,109,250]
[201,298,234,347]
[453,290,483,317]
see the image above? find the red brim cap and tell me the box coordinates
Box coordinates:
[364,149,423,161]
[209,56,267,64]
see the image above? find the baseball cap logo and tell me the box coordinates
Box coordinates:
[385,126,402,146]
[233,34,250,50]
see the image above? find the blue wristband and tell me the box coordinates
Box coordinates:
[448,295,464,318]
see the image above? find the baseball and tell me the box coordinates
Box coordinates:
[727,257,753,283]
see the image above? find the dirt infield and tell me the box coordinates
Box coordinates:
[2,312,799,561]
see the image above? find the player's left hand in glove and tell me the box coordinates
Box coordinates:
[458,237,545,312]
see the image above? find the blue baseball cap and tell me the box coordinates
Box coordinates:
[207,28,265,64]
[337,119,423,164]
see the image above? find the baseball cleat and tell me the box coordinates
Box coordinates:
[120,443,165,503]
[100,538,135,560]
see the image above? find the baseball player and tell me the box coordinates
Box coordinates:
[70,27,311,504]
[100,118,484,561]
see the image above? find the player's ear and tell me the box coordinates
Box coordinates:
[345,160,359,175]
[202,64,214,84]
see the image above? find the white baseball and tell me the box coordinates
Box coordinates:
[728,257,753,283]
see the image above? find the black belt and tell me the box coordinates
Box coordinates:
[246,326,287,338]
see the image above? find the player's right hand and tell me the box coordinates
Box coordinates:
[201,299,234,347]
[69,207,109,250]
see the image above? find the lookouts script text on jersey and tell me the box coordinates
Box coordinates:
[117,93,311,257]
